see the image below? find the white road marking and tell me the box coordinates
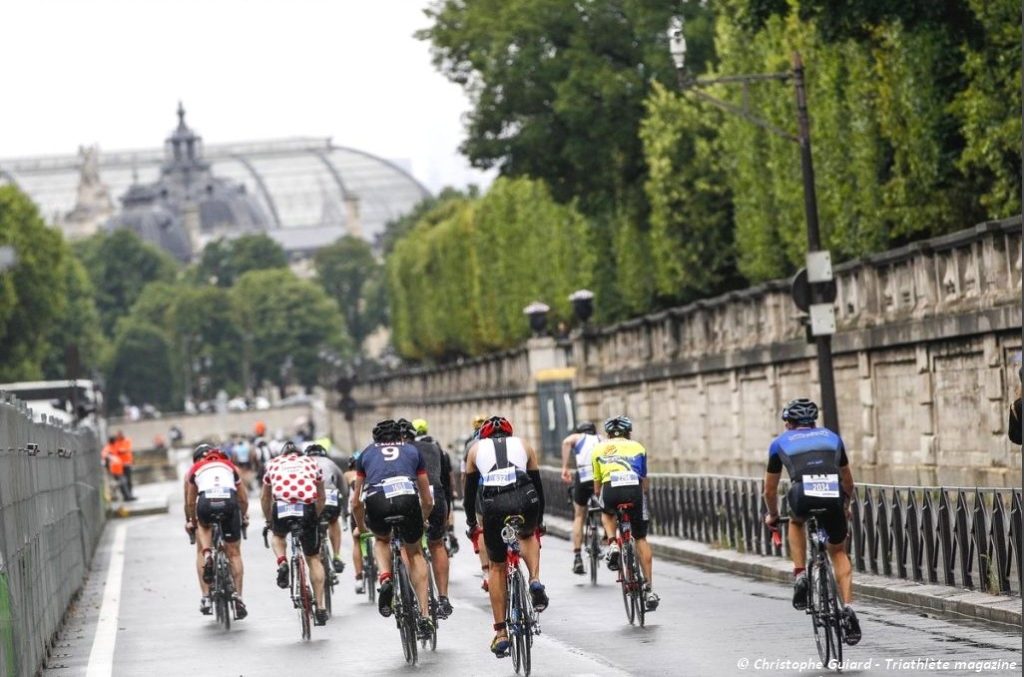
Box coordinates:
[85,523,127,677]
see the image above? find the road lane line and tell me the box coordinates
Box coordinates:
[85,523,127,677]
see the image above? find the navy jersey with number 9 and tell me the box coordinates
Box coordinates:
[356,442,425,494]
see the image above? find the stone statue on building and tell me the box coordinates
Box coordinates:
[62,145,113,239]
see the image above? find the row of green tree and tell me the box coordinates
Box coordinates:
[0,184,386,411]
[389,0,1019,357]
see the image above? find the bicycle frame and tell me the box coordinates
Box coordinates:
[614,505,646,626]
[502,515,538,676]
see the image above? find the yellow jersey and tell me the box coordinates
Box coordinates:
[591,439,648,485]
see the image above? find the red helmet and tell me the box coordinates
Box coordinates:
[478,416,513,439]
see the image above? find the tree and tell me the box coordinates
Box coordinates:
[378,187,478,255]
[193,234,289,287]
[314,236,385,348]
[420,0,716,217]
[231,269,350,391]
[0,186,68,381]
[41,255,107,381]
[74,229,177,336]
[106,318,177,410]
[169,286,244,400]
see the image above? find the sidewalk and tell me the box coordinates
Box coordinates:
[106,479,174,518]
[542,514,1022,630]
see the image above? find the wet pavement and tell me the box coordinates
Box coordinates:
[43,483,1022,677]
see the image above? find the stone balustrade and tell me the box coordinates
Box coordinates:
[349,218,1022,487]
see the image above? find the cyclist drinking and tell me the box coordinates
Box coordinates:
[184,444,248,619]
[592,416,659,611]
[463,416,548,657]
[402,418,454,617]
[560,421,602,575]
[261,441,329,626]
[763,398,861,645]
[351,419,435,639]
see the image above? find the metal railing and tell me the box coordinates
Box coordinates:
[540,468,1022,596]
[0,396,105,677]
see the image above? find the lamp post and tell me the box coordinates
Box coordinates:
[668,18,840,434]
[569,289,595,325]
[523,302,551,337]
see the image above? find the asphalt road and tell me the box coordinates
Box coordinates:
[43,483,1022,677]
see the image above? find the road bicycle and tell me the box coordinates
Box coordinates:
[419,532,440,652]
[774,513,845,668]
[188,513,244,630]
[263,507,316,641]
[359,529,377,604]
[317,519,336,617]
[584,494,602,585]
[502,515,540,676]
[612,502,647,627]
[383,515,422,665]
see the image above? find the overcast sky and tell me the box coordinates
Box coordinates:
[0,0,493,193]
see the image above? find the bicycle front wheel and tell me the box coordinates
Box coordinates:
[321,547,333,617]
[396,563,419,665]
[587,518,599,585]
[423,555,438,651]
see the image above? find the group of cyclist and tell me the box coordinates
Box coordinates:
[182,396,862,658]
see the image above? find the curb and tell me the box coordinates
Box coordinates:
[541,517,1021,631]
[106,497,169,519]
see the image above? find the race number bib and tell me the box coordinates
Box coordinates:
[276,501,305,519]
[609,471,640,487]
[380,476,416,499]
[483,467,516,487]
[803,473,840,498]
[206,487,230,499]
[578,463,594,482]
[325,489,339,506]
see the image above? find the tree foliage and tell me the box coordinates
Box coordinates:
[41,255,106,381]
[0,186,68,380]
[74,229,177,336]
[193,234,289,287]
[314,236,386,348]
[106,319,177,409]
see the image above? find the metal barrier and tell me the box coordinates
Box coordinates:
[540,468,1022,596]
[0,395,105,677]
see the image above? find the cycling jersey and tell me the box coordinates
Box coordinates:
[310,455,344,511]
[591,439,647,486]
[233,441,251,464]
[572,433,601,482]
[356,442,425,496]
[187,456,240,496]
[263,454,323,504]
[766,428,848,484]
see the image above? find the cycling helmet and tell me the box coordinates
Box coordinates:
[478,416,513,439]
[781,398,819,426]
[411,418,429,436]
[192,443,214,463]
[396,418,416,441]
[575,421,597,435]
[372,419,401,443]
[280,441,301,455]
[603,416,633,438]
[304,443,327,457]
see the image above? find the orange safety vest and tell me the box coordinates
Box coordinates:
[114,437,134,465]
[108,453,125,476]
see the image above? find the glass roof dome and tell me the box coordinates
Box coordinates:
[0,118,431,254]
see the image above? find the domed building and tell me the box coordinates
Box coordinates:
[107,103,271,260]
[0,104,431,261]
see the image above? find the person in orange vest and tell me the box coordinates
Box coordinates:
[114,431,137,501]
[106,446,130,502]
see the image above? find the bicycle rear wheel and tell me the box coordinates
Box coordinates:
[810,562,837,665]
[619,543,636,625]
[396,563,419,665]
[824,561,844,667]
[364,539,377,604]
[517,572,533,676]
[294,554,312,640]
[627,542,645,628]
[321,546,333,617]
[215,552,232,631]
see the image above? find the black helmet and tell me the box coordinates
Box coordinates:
[395,418,416,441]
[603,416,632,438]
[281,441,301,455]
[304,443,327,457]
[372,419,401,443]
[575,421,597,435]
[781,398,819,426]
[192,443,214,463]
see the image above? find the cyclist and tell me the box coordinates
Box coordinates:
[463,415,548,657]
[344,453,367,593]
[184,444,248,619]
[412,418,460,556]
[763,398,861,645]
[463,414,491,591]
[591,416,659,612]
[560,420,602,574]
[352,419,435,639]
[403,418,454,617]
[261,441,329,626]
[304,443,346,576]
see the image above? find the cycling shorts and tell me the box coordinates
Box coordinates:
[599,484,649,539]
[572,476,595,507]
[426,495,449,542]
[320,503,341,524]
[365,492,423,545]
[787,483,847,545]
[196,492,242,542]
[271,502,320,556]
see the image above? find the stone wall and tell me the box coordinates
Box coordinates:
[351,219,1022,486]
